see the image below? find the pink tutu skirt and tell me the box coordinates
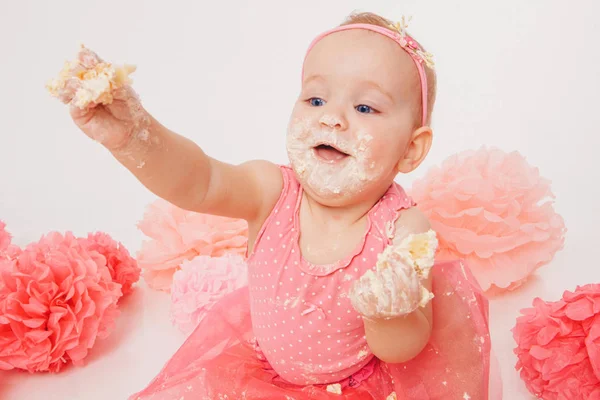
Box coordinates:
[130,260,502,399]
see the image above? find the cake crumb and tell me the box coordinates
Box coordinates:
[326,383,342,395]
[357,349,369,359]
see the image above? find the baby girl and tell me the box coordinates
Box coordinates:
[49,11,497,400]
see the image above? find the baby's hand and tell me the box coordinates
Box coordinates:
[349,230,438,319]
[47,45,146,151]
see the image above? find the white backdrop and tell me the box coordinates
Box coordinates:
[1,0,599,399]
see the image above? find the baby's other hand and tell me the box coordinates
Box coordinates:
[349,249,429,319]
[349,230,438,319]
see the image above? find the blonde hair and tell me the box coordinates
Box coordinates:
[340,11,437,127]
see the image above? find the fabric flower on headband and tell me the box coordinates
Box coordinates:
[389,16,435,69]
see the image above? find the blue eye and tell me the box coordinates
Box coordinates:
[356,104,374,114]
[309,98,325,107]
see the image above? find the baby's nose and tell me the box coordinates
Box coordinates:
[319,114,347,130]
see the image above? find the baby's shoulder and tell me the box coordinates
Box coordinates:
[394,204,431,235]
[243,160,286,233]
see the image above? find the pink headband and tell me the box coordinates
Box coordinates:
[302,20,435,127]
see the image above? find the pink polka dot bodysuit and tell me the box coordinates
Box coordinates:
[248,165,415,384]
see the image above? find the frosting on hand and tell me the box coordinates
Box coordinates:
[349,229,438,319]
[46,44,136,109]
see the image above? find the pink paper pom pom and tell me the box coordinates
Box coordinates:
[80,232,141,296]
[409,147,566,292]
[0,221,21,259]
[512,284,600,399]
[0,221,10,253]
[137,199,248,291]
[0,232,122,373]
[170,254,248,335]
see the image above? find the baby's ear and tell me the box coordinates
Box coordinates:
[396,126,433,173]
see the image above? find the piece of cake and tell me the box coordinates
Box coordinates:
[393,229,438,279]
[46,44,136,109]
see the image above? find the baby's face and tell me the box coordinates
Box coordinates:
[287,29,421,205]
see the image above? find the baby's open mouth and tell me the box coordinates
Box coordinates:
[313,144,350,163]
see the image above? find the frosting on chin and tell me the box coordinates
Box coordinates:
[286,117,384,200]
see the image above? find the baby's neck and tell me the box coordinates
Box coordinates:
[302,191,381,233]
[297,185,392,265]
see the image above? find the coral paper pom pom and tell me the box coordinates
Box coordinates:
[170,254,248,335]
[409,147,566,292]
[0,221,20,259]
[80,232,140,296]
[137,199,248,291]
[0,232,122,372]
[512,284,600,399]
[0,221,10,253]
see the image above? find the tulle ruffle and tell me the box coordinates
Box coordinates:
[130,260,502,400]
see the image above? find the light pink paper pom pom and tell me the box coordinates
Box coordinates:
[409,147,566,292]
[137,199,248,291]
[512,284,600,399]
[0,232,122,372]
[170,254,248,335]
[81,232,140,296]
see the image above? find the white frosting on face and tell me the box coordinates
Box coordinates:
[286,117,385,199]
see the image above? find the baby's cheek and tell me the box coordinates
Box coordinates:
[370,139,405,171]
[287,116,315,141]
[358,145,388,176]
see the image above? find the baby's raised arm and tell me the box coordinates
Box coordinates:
[49,46,282,224]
